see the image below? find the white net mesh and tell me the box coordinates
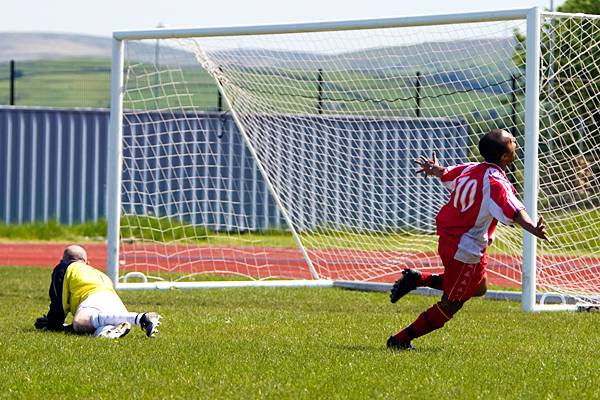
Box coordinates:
[117,13,600,305]
[536,13,600,304]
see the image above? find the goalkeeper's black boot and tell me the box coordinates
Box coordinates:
[386,336,415,351]
[140,312,162,337]
[390,269,422,303]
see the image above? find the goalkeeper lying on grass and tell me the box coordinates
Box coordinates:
[35,245,162,339]
[387,129,551,351]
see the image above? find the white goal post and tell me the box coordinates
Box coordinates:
[108,7,600,311]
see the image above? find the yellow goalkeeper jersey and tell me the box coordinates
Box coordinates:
[46,260,118,330]
[61,261,117,315]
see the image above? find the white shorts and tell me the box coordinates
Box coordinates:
[76,291,128,315]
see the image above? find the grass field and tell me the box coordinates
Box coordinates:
[1,266,598,399]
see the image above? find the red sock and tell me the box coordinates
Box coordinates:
[393,302,452,343]
[418,273,444,290]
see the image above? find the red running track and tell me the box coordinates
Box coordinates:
[0,242,509,286]
[2,242,599,291]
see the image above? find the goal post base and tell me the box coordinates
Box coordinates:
[576,305,600,313]
[115,279,334,291]
[529,304,579,312]
[333,281,589,311]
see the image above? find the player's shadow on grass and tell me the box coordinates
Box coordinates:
[334,344,442,354]
[334,344,379,352]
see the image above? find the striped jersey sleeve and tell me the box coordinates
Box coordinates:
[440,163,478,188]
[488,169,525,225]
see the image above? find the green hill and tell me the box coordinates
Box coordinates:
[0,58,220,109]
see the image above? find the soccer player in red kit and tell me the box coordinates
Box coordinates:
[387,129,551,350]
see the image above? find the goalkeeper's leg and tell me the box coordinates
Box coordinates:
[73,292,161,337]
[93,322,132,339]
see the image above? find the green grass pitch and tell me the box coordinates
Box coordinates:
[1,266,598,399]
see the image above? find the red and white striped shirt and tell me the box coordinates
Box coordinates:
[436,162,525,263]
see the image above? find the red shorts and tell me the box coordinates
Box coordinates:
[438,240,486,302]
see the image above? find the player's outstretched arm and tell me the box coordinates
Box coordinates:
[415,152,444,179]
[514,210,551,241]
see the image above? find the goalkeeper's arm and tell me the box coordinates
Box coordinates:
[43,261,69,330]
[34,314,75,333]
[34,314,65,331]
[34,315,49,330]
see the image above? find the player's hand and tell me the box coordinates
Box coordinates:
[534,215,552,242]
[35,315,49,330]
[415,152,441,178]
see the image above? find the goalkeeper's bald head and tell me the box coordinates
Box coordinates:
[62,245,88,264]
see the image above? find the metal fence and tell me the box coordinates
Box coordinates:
[0,107,110,224]
[1,107,467,229]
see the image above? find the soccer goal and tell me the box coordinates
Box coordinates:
[107,8,600,311]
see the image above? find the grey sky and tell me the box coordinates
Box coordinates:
[2,0,564,38]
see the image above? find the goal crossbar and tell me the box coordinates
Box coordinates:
[112,8,533,41]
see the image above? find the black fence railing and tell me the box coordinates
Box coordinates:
[0,59,222,110]
[0,59,525,135]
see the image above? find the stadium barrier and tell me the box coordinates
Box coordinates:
[0,106,465,229]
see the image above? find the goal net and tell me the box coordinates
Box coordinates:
[109,9,600,308]
[535,12,600,308]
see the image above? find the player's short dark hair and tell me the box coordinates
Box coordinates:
[478,129,510,164]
